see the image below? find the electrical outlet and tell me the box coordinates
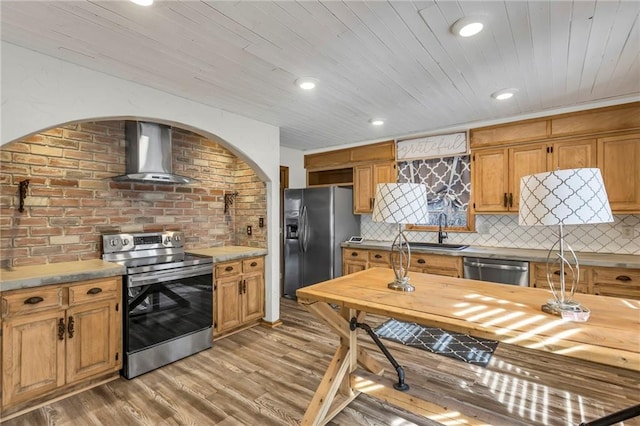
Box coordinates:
[259,217,264,228]
[247,225,252,236]
[620,225,634,239]
[477,222,490,235]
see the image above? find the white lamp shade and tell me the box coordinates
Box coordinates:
[519,168,613,226]
[372,183,429,225]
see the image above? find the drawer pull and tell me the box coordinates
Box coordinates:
[225,266,234,272]
[239,280,243,295]
[616,275,632,282]
[374,254,382,259]
[553,270,567,276]
[87,287,103,295]
[503,193,508,208]
[24,296,44,305]
[58,318,65,340]
[351,252,358,257]
[417,259,426,264]
[250,261,257,267]
[67,316,75,338]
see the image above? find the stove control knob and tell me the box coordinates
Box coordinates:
[164,237,172,245]
[174,235,181,242]
[122,239,129,246]
[109,239,117,247]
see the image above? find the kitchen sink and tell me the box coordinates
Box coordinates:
[407,242,469,250]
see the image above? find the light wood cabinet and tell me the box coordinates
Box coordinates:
[214,256,265,336]
[597,133,640,212]
[473,139,597,213]
[1,277,121,411]
[408,252,463,278]
[354,161,397,214]
[341,248,462,278]
[473,143,547,212]
[530,262,639,300]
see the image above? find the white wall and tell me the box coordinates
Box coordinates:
[1,42,281,322]
[279,146,306,189]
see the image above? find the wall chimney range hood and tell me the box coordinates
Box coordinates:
[113,121,197,184]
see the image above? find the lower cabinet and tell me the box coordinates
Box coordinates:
[1,277,122,412]
[341,248,462,278]
[214,256,265,336]
[530,262,639,300]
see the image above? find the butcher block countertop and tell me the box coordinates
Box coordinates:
[0,246,267,292]
[0,259,125,292]
[342,241,640,269]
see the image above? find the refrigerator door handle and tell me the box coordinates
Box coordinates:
[298,207,305,252]
[302,206,310,252]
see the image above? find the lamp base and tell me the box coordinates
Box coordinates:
[388,277,415,292]
[541,300,590,322]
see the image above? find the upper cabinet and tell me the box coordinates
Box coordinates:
[598,133,640,212]
[353,162,397,214]
[305,140,396,214]
[470,102,639,214]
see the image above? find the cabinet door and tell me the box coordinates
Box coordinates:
[65,299,120,384]
[2,310,65,408]
[353,165,374,214]
[598,133,640,212]
[592,267,640,300]
[242,272,264,323]
[508,144,548,210]
[550,139,596,170]
[472,149,509,212]
[343,260,366,275]
[216,275,242,333]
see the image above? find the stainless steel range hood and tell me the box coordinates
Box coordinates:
[113,121,197,184]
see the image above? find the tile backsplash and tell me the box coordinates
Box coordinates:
[361,214,640,255]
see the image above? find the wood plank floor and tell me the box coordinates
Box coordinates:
[3,298,639,426]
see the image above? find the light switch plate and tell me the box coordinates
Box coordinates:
[620,225,634,239]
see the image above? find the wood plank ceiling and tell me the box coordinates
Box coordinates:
[1,1,639,150]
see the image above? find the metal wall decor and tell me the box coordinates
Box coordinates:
[224,191,239,214]
[18,179,30,213]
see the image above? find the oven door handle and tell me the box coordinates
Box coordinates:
[127,264,213,288]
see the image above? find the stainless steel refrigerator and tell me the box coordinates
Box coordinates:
[283,186,360,298]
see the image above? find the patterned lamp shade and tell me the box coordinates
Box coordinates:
[372,183,429,225]
[519,168,613,226]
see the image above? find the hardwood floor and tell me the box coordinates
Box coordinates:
[3,298,639,426]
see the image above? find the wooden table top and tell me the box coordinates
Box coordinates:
[297,268,640,372]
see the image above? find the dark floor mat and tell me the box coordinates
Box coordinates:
[374,319,498,367]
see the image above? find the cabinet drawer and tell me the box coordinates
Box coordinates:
[411,254,460,270]
[592,267,640,284]
[2,286,64,318]
[216,261,241,277]
[69,278,119,306]
[242,257,264,274]
[344,249,368,260]
[368,250,390,265]
[532,262,589,285]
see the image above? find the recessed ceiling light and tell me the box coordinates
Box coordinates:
[369,119,384,126]
[451,16,484,37]
[491,88,518,100]
[295,78,318,90]
[130,0,153,5]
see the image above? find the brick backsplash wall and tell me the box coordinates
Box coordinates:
[0,121,267,268]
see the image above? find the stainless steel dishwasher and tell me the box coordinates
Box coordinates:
[463,257,529,286]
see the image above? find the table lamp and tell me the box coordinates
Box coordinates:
[372,183,429,292]
[519,168,613,319]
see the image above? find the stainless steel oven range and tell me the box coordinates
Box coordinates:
[102,231,213,379]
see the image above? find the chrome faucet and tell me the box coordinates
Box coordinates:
[438,212,448,244]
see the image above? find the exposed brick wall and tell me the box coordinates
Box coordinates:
[0,121,267,268]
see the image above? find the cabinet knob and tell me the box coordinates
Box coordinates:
[616,275,632,282]
[417,258,426,264]
[86,287,103,295]
[24,296,44,305]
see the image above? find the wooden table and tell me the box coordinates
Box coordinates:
[296,268,640,425]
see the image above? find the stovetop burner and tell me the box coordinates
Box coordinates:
[102,231,212,274]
